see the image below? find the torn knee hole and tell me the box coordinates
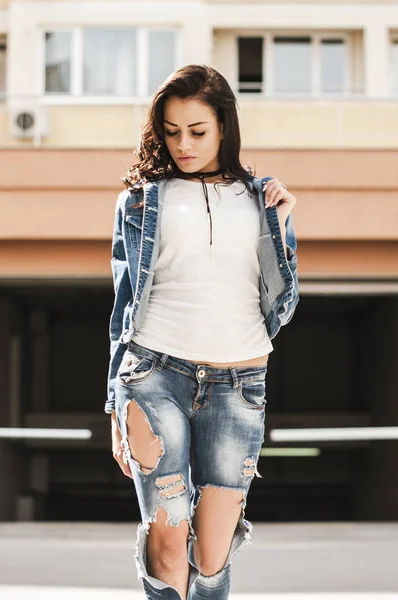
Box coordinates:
[156,473,187,499]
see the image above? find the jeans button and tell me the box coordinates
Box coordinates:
[198,369,206,378]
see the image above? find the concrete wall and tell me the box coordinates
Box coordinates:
[3,100,398,149]
[0,148,397,279]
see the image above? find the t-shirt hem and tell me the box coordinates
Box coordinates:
[131,334,273,362]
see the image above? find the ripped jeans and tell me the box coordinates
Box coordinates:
[114,340,267,600]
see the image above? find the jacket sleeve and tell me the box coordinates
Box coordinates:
[105,190,133,414]
[279,211,299,326]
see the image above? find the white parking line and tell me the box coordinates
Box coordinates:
[1,587,398,600]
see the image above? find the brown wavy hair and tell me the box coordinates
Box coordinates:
[123,64,254,193]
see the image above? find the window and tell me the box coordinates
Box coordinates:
[45,32,71,94]
[148,31,175,95]
[392,39,398,94]
[83,29,136,95]
[237,32,350,97]
[0,36,6,100]
[44,27,177,98]
[321,39,348,94]
[274,36,312,94]
[238,37,263,93]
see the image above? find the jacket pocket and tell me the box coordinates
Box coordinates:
[125,211,143,249]
[125,211,143,229]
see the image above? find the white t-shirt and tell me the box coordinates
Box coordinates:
[132,177,273,361]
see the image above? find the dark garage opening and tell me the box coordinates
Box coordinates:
[0,283,397,522]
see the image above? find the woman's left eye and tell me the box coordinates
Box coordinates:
[192,132,205,137]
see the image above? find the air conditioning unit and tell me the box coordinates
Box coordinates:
[9,106,48,139]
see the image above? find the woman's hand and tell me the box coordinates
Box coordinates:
[263,178,297,220]
[111,412,134,479]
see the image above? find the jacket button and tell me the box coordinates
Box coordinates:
[279,263,283,268]
[272,235,276,239]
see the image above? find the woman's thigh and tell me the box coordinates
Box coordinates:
[190,369,266,488]
[114,345,193,529]
[189,367,267,573]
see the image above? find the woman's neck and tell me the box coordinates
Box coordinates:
[175,166,223,184]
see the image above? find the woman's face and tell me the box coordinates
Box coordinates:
[163,96,223,174]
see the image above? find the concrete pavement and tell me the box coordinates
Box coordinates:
[0,522,397,597]
[0,588,398,599]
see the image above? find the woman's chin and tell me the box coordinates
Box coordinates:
[177,161,199,172]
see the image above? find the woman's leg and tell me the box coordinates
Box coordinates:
[115,347,199,600]
[188,365,267,599]
[126,401,191,600]
[191,487,243,576]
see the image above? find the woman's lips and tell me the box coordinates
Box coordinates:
[179,156,195,162]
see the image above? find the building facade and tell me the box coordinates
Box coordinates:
[0,0,397,521]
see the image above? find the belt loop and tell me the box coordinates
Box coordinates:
[156,352,169,372]
[230,367,239,390]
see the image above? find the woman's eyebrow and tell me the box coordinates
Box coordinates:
[164,120,209,128]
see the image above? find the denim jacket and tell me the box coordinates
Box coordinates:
[105,174,299,414]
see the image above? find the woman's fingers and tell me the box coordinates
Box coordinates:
[122,463,134,479]
[111,412,134,479]
[121,455,134,479]
[264,179,277,207]
[113,449,134,479]
[119,457,134,479]
[263,179,289,208]
[265,187,283,207]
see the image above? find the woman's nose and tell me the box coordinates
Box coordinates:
[177,132,191,153]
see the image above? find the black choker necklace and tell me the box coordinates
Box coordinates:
[183,168,222,180]
[180,168,223,250]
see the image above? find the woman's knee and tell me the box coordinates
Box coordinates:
[192,487,244,576]
[193,543,228,577]
[146,507,190,569]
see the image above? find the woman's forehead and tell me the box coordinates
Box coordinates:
[163,97,216,124]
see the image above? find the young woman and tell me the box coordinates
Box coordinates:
[106,64,299,600]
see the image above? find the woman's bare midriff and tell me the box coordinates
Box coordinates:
[189,354,269,368]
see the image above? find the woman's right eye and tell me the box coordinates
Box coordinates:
[165,130,178,137]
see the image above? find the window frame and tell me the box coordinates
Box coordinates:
[40,25,180,104]
[235,30,352,99]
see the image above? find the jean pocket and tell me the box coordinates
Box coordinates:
[237,379,267,410]
[117,350,156,386]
